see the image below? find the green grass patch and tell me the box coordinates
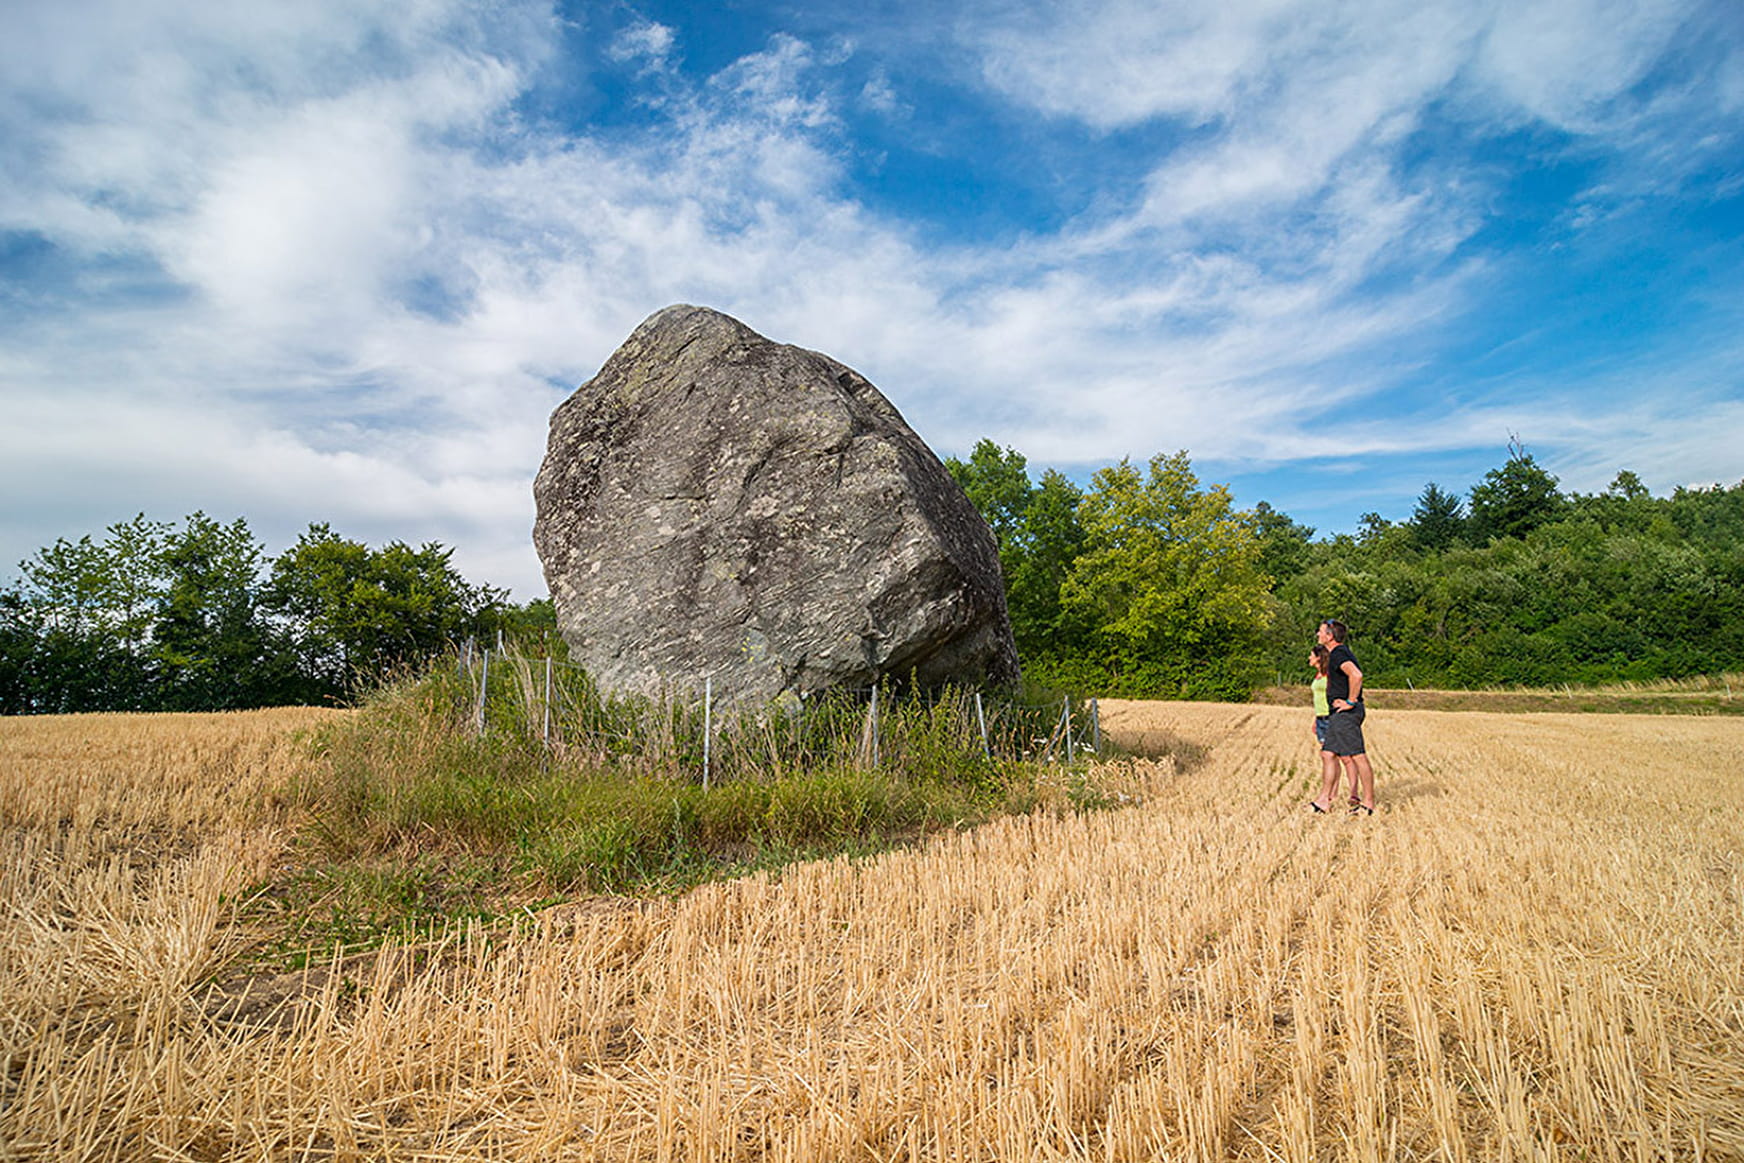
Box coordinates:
[248,652,1121,965]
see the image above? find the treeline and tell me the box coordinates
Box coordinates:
[947,440,1744,697]
[9,442,1741,713]
[0,514,548,714]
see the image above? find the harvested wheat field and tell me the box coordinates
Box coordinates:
[3,702,1742,1161]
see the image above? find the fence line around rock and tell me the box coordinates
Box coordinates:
[455,639,1102,787]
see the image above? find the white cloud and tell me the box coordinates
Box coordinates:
[1474,0,1700,130]
[962,0,1727,240]
[1,8,929,594]
[608,20,677,70]
[966,0,1712,137]
[707,33,839,133]
[1478,339,1744,495]
[1,0,1739,595]
[859,67,904,116]
[972,0,1277,130]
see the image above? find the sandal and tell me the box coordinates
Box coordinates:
[1308,802,1328,814]
[1349,804,1374,816]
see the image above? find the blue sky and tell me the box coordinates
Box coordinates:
[3,0,1742,599]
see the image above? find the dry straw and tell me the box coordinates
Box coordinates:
[3,701,1741,1159]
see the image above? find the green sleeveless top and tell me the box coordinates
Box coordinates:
[1312,674,1329,716]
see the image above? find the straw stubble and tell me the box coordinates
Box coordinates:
[3,702,1741,1159]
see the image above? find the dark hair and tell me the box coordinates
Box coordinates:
[1311,644,1331,674]
[1321,619,1349,644]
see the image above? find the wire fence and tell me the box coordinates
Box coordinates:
[456,638,1102,788]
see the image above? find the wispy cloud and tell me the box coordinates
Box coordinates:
[2,0,1739,594]
[608,19,677,71]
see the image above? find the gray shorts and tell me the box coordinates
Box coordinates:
[1323,703,1366,756]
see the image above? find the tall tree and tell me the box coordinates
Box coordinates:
[152,514,287,709]
[944,440,1034,556]
[1061,452,1270,697]
[7,514,176,711]
[1004,469,1087,655]
[1468,439,1563,542]
[1409,482,1466,550]
[0,590,41,714]
[5,513,511,712]
[1248,501,1315,584]
[265,524,507,694]
[17,514,170,642]
[1606,470,1649,500]
[1357,512,1393,544]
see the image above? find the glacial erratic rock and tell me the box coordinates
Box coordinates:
[533,305,1019,704]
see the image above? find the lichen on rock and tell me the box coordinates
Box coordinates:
[533,305,1019,703]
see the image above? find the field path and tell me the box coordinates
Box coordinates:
[4,703,1742,1160]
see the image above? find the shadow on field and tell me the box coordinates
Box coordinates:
[1114,731,1210,775]
[1372,775,1442,803]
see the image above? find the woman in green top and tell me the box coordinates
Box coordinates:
[1308,645,1341,813]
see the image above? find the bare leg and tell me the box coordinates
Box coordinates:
[1341,755,1360,805]
[1314,749,1339,810]
[1351,753,1376,810]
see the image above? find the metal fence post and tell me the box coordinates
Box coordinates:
[543,656,553,747]
[476,648,490,735]
[975,691,989,758]
[1090,697,1101,754]
[703,676,712,791]
[1063,695,1073,763]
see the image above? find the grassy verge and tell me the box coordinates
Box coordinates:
[243,656,1121,965]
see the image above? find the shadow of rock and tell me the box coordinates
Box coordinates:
[1108,730,1210,775]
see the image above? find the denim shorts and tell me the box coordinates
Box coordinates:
[1314,715,1328,746]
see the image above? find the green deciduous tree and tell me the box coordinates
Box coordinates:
[264,524,508,694]
[0,590,33,712]
[1005,469,1087,656]
[1607,470,1649,500]
[2,513,296,711]
[151,513,293,709]
[1468,439,1564,542]
[17,514,170,645]
[1357,512,1393,544]
[1061,452,1270,698]
[7,515,178,711]
[944,440,1034,556]
[1268,477,1744,688]
[1247,501,1315,584]
[945,443,1088,657]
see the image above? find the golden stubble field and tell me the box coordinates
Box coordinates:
[2,702,1741,1161]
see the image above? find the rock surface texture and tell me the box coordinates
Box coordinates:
[533,305,1020,703]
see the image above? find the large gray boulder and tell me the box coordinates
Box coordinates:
[533,305,1020,703]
